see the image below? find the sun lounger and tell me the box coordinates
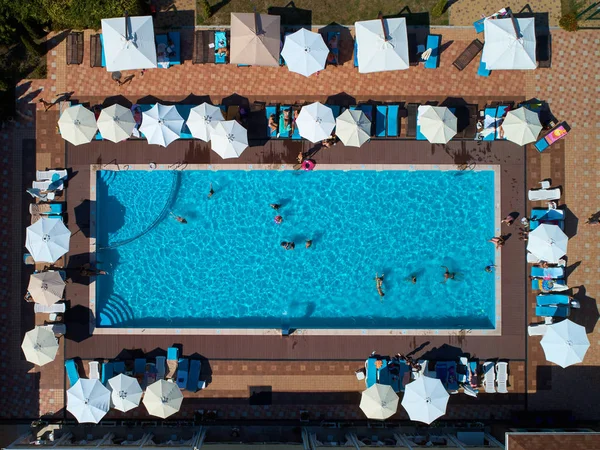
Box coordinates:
[134,358,146,375]
[101,362,114,385]
[90,34,105,68]
[483,361,495,393]
[423,35,440,69]
[44,323,66,335]
[536,33,551,68]
[89,361,100,379]
[326,31,340,65]
[477,57,490,77]
[291,105,302,140]
[327,104,342,119]
[375,105,387,137]
[473,18,485,33]
[535,124,569,153]
[528,188,561,201]
[446,361,459,393]
[166,347,178,379]
[279,106,292,138]
[536,294,573,307]
[34,303,66,313]
[265,105,278,138]
[532,278,566,291]
[37,170,68,182]
[453,39,483,71]
[66,32,84,65]
[406,103,418,138]
[29,203,63,216]
[186,359,201,392]
[528,323,548,336]
[531,266,565,279]
[468,360,479,388]
[353,39,358,67]
[33,180,64,191]
[536,305,570,318]
[215,31,228,64]
[156,356,166,379]
[496,362,508,394]
[155,32,181,68]
[435,362,449,388]
[365,357,377,388]
[378,359,391,385]
[457,357,468,385]
[176,358,189,389]
[387,105,399,137]
[65,359,80,386]
[113,361,125,374]
[193,30,215,64]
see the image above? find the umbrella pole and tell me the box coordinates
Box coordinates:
[378,13,388,42]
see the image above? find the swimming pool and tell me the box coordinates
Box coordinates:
[94,168,497,331]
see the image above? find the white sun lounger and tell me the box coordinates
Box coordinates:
[528,323,548,336]
[528,188,561,201]
[89,361,100,379]
[483,361,495,393]
[36,169,68,182]
[496,362,508,394]
[156,356,166,379]
[34,303,66,314]
[33,180,64,191]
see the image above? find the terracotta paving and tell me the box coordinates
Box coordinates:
[5,18,600,424]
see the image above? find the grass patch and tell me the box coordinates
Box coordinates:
[197,0,449,26]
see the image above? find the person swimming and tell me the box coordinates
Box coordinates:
[375,273,385,298]
[208,183,215,198]
[170,212,187,223]
[305,239,312,249]
[280,241,295,250]
[441,266,455,283]
[270,204,280,210]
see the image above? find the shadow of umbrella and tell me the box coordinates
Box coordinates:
[441,97,470,134]
[73,199,92,238]
[102,95,133,109]
[180,94,213,105]
[64,304,95,342]
[220,93,250,109]
[420,343,465,361]
[325,92,357,107]
[570,286,599,334]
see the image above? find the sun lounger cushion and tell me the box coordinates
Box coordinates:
[176,358,189,389]
[387,105,399,137]
[531,278,566,291]
[279,106,292,138]
[378,359,391,385]
[292,106,302,140]
[423,35,440,69]
[113,361,125,374]
[353,40,358,67]
[376,106,387,137]
[65,359,80,387]
[34,303,66,313]
[101,362,114,385]
[167,347,179,360]
[134,358,146,374]
[365,357,377,388]
[37,170,68,182]
[474,19,485,33]
[531,208,565,223]
[536,305,570,318]
[155,32,181,68]
[528,188,561,201]
[215,31,227,64]
[186,359,201,392]
[482,361,495,393]
[156,356,166,379]
[531,266,564,279]
[535,137,550,152]
[536,294,571,306]
[266,106,278,138]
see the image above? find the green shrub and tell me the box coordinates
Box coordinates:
[559,12,578,32]
[43,0,147,30]
[20,34,42,57]
[431,0,447,18]
[198,0,211,22]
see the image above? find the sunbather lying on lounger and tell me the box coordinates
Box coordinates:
[282,109,292,130]
[268,114,278,133]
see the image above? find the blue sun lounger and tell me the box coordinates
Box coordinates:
[387,105,399,137]
[186,359,201,392]
[531,266,565,279]
[423,35,441,69]
[532,278,566,290]
[113,361,125,374]
[473,19,485,33]
[101,362,114,385]
[378,359,391,385]
[176,104,194,139]
[365,357,377,388]
[353,40,358,67]
[65,359,80,387]
[376,105,387,137]
[155,32,181,67]
[279,106,292,138]
[480,107,497,141]
[215,31,227,64]
[176,358,189,389]
[477,57,490,77]
[292,106,302,140]
[446,361,459,393]
[537,294,571,306]
[134,358,146,375]
[327,104,342,120]
[435,362,449,388]
[536,305,570,318]
[99,34,106,67]
[495,105,509,139]
[390,361,410,393]
[265,105,278,138]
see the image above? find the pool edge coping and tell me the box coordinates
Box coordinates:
[88,163,501,337]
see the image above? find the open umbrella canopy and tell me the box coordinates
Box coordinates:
[140,104,184,147]
[360,384,399,420]
[502,107,542,145]
[108,374,143,412]
[296,102,335,143]
[67,379,111,423]
[187,103,224,142]
[281,28,329,77]
[355,18,409,73]
[541,319,590,368]
[101,16,157,72]
[482,17,536,70]
[401,376,449,424]
[143,379,183,418]
[58,105,97,146]
[97,104,135,143]
[335,109,371,147]
[230,13,281,67]
[26,218,70,263]
[210,120,248,159]
[417,106,457,144]
[21,326,59,366]
[28,271,65,306]
[527,223,568,264]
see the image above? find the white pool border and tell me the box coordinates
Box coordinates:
[88,163,501,336]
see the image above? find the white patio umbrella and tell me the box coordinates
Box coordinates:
[26,217,71,263]
[21,326,59,366]
[541,319,590,368]
[27,271,65,306]
[67,379,111,423]
[417,105,457,144]
[187,103,224,142]
[355,18,410,73]
[482,17,536,70]
[335,109,371,147]
[527,223,568,264]
[210,120,248,159]
[101,16,158,72]
[401,376,449,424]
[296,102,335,143]
[143,379,183,418]
[108,374,143,412]
[360,384,399,420]
[58,105,97,146]
[97,104,135,143]
[281,28,329,77]
[502,107,543,145]
[140,104,184,147]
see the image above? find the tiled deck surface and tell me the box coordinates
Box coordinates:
[3,19,599,424]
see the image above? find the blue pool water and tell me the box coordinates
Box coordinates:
[95,169,496,329]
